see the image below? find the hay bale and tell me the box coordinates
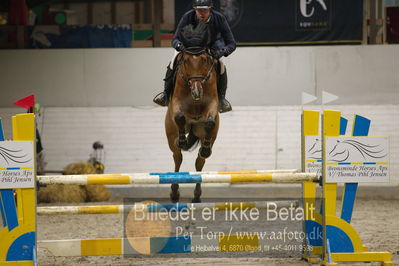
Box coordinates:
[37,162,111,203]
[85,185,112,202]
[37,184,86,203]
[63,162,97,175]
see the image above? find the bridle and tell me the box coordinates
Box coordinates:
[176,47,216,87]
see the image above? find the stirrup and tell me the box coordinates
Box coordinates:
[153,92,168,107]
[219,99,232,113]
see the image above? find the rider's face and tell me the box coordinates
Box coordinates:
[195,8,211,22]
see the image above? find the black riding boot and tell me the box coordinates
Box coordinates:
[153,65,174,106]
[217,69,232,113]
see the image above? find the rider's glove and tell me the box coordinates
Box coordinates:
[212,48,227,59]
[175,42,185,52]
[223,48,230,57]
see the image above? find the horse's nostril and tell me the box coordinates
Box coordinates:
[191,91,201,101]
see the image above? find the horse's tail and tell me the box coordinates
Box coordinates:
[185,129,200,152]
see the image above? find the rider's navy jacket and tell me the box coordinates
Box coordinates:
[172,9,236,56]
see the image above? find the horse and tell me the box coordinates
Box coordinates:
[165,47,220,203]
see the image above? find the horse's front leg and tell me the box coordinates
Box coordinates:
[166,108,183,202]
[199,116,217,159]
[174,112,189,150]
[193,114,219,203]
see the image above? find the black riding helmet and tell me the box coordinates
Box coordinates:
[192,0,213,9]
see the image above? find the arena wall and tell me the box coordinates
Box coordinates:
[0,45,399,107]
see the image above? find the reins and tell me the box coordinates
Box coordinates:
[176,47,216,86]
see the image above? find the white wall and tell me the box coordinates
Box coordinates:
[1,45,399,107]
[314,45,399,104]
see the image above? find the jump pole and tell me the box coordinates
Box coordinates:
[37,172,318,185]
[39,234,271,256]
[37,200,299,215]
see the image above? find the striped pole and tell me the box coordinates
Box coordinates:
[38,172,318,185]
[188,169,298,174]
[39,234,271,256]
[37,200,298,215]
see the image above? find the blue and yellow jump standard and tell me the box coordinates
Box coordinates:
[302,110,392,266]
[0,114,36,265]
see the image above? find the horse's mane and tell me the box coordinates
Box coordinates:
[180,22,209,48]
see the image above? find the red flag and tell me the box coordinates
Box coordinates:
[13,94,35,110]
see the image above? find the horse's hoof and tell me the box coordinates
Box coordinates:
[170,192,180,203]
[199,147,212,158]
[175,138,188,150]
[179,142,188,150]
[192,198,201,203]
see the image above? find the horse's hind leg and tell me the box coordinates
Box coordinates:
[170,112,187,202]
[171,183,180,203]
[192,183,202,203]
[192,157,206,203]
[166,110,183,203]
[170,150,182,202]
[193,115,219,203]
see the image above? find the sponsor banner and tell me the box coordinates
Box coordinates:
[175,0,363,45]
[304,135,322,175]
[0,141,35,189]
[325,137,389,183]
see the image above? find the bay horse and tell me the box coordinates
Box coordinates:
[165,47,219,203]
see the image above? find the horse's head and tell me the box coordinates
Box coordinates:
[178,47,216,102]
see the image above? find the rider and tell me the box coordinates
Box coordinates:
[153,0,236,113]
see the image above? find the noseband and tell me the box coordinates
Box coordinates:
[177,47,216,86]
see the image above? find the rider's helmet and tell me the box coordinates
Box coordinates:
[192,0,213,9]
